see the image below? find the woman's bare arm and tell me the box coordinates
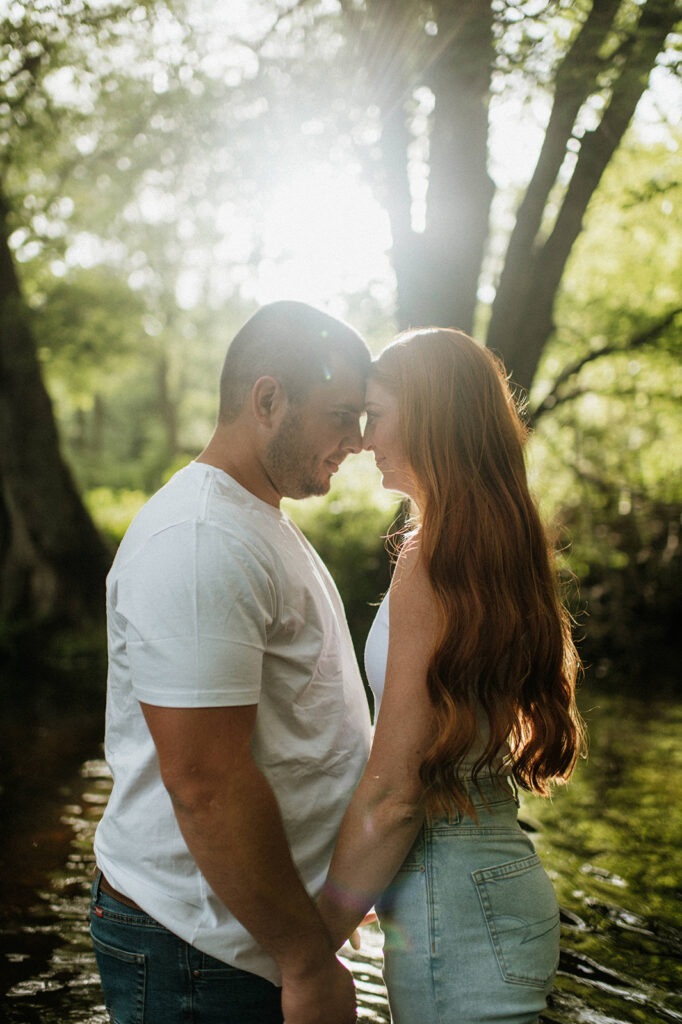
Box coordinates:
[317,539,438,949]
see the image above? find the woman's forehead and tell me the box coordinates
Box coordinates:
[365,379,397,405]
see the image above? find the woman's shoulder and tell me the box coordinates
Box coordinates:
[392,530,423,579]
[390,532,438,626]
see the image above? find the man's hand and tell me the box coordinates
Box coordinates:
[281,955,356,1024]
[142,701,355,1010]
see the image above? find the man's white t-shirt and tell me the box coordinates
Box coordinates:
[94,461,372,985]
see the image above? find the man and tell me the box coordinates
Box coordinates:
[91,301,373,1024]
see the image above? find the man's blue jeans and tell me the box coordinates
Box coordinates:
[90,872,284,1024]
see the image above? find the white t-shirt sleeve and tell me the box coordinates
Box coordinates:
[114,520,277,707]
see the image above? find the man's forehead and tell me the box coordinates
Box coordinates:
[308,361,366,410]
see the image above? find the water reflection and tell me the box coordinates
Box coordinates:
[523,693,682,1024]
[1,693,681,1023]
[0,761,110,1023]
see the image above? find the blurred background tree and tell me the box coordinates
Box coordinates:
[1,0,680,685]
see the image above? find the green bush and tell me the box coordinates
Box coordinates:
[562,496,681,691]
[85,487,148,545]
[285,453,400,684]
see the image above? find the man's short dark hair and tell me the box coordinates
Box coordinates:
[218,301,371,422]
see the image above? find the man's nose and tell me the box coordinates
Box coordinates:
[342,421,363,454]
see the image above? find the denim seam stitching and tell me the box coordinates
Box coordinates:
[90,928,146,965]
[92,903,163,929]
[425,825,437,958]
[473,853,540,882]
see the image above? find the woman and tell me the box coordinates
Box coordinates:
[317,328,584,1024]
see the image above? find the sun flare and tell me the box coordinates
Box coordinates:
[247,162,394,313]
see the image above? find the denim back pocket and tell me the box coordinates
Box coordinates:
[472,852,559,989]
[90,931,147,1024]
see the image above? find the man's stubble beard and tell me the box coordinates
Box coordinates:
[265,408,330,500]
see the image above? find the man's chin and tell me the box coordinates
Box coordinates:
[286,477,332,500]
[306,478,332,498]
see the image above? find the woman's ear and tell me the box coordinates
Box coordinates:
[251,376,287,427]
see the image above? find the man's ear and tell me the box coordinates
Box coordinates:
[252,376,287,427]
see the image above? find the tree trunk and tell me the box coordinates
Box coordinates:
[379,101,427,327]
[0,186,111,627]
[487,0,679,394]
[487,0,623,347]
[419,0,495,333]
[352,0,495,334]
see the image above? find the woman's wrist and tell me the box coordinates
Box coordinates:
[318,881,371,951]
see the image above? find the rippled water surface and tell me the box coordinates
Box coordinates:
[1,691,681,1023]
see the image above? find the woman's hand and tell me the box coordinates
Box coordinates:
[349,910,378,950]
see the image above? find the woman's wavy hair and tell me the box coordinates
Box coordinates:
[374,328,585,817]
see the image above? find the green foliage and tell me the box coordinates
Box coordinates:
[572,498,680,689]
[31,268,147,390]
[284,453,399,684]
[27,265,253,494]
[544,139,682,379]
[524,132,682,689]
[529,408,681,689]
[85,487,148,545]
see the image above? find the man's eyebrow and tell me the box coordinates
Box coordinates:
[333,402,363,414]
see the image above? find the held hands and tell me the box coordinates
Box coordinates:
[349,910,378,951]
[281,955,356,1024]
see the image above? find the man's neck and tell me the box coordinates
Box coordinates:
[196,428,281,508]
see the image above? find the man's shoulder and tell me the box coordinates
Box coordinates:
[111,466,282,579]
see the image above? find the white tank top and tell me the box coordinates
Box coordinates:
[364,592,390,716]
[363,589,511,772]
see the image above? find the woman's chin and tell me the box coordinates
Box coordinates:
[380,473,410,498]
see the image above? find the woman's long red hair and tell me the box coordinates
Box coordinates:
[375,329,584,816]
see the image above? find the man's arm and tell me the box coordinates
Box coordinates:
[140,701,356,1024]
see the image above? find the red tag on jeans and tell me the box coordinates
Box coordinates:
[93,905,104,917]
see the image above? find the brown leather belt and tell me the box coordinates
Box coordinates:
[98,872,144,912]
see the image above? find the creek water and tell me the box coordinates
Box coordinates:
[0,687,680,1023]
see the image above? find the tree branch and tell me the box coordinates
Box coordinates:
[535,381,675,416]
[488,0,623,333]
[488,0,681,391]
[532,305,682,420]
[228,0,319,55]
